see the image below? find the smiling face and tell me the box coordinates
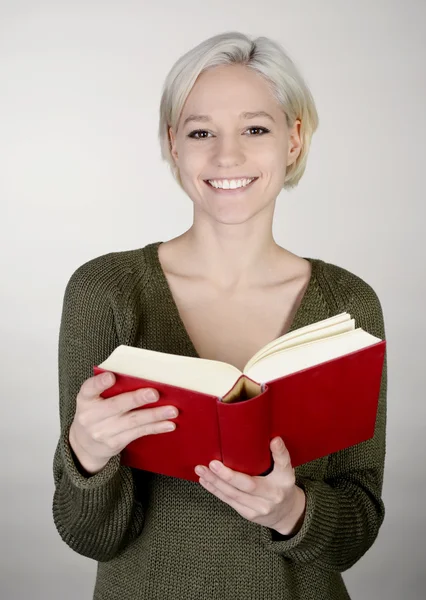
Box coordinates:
[169,64,302,225]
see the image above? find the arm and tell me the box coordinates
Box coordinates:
[52,259,145,562]
[261,278,387,572]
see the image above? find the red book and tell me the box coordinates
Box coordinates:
[94,313,386,482]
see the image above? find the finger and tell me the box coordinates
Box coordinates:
[195,463,261,508]
[79,372,116,401]
[107,418,177,453]
[269,437,295,479]
[94,403,178,440]
[103,387,160,417]
[198,474,261,518]
[120,404,178,433]
[196,461,264,496]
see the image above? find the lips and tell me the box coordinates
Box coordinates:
[204,178,258,192]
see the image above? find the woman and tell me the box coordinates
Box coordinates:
[52,31,387,600]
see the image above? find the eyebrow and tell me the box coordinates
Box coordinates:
[182,111,276,127]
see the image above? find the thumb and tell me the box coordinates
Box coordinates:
[269,437,294,475]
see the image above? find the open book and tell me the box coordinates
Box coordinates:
[94,313,386,481]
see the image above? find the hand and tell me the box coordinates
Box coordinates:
[194,437,306,535]
[69,372,178,475]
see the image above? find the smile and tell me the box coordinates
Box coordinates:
[204,177,258,192]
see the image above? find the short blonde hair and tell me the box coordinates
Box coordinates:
[158,31,319,190]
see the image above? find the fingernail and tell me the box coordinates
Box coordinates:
[165,407,178,418]
[209,461,221,472]
[102,373,113,385]
[145,389,158,402]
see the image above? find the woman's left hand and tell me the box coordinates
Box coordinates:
[194,437,306,535]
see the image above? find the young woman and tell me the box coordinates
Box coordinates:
[52,31,387,600]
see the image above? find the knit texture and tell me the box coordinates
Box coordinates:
[52,241,387,600]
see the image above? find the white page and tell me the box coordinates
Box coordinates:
[244,313,353,371]
[245,329,381,383]
[99,345,242,397]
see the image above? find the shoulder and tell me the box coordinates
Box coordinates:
[313,258,386,338]
[63,242,161,303]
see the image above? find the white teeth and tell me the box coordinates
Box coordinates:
[207,178,255,189]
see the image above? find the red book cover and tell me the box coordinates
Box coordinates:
[93,340,386,482]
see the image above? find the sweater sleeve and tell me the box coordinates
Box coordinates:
[260,269,387,572]
[52,258,145,562]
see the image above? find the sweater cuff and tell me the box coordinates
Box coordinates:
[260,477,338,560]
[60,424,122,490]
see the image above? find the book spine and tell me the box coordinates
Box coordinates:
[216,376,272,476]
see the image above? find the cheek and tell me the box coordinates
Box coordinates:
[249,139,286,167]
[269,147,289,180]
[266,140,287,163]
[179,146,205,174]
[177,153,207,196]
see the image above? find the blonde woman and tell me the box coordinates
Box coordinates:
[52,31,387,600]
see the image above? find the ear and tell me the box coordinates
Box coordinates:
[287,119,302,166]
[169,126,179,165]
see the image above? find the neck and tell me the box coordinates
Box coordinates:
[166,221,288,289]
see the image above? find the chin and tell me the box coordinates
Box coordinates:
[206,207,265,226]
[190,190,274,225]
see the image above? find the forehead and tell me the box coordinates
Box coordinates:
[181,64,281,118]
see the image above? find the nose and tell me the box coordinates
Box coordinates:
[212,134,246,168]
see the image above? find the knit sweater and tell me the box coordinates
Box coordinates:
[52,241,387,600]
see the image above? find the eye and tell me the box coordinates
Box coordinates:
[245,126,270,136]
[186,126,270,140]
[187,129,212,140]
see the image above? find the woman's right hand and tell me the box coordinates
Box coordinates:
[68,371,178,475]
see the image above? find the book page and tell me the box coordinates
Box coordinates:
[245,329,382,383]
[244,313,353,372]
[98,345,242,397]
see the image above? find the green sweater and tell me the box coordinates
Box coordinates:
[52,241,387,600]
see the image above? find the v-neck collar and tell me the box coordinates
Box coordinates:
[144,241,325,360]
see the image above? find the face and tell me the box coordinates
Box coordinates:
[169,64,302,226]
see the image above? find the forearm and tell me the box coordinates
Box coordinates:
[262,403,386,572]
[52,261,147,561]
[261,465,385,571]
[52,426,145,562]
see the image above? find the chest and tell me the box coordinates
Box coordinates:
[164,271,311,372]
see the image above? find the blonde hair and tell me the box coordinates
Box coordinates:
[158,32,319,190]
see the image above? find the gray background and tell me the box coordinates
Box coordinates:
[1,1,425,599]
